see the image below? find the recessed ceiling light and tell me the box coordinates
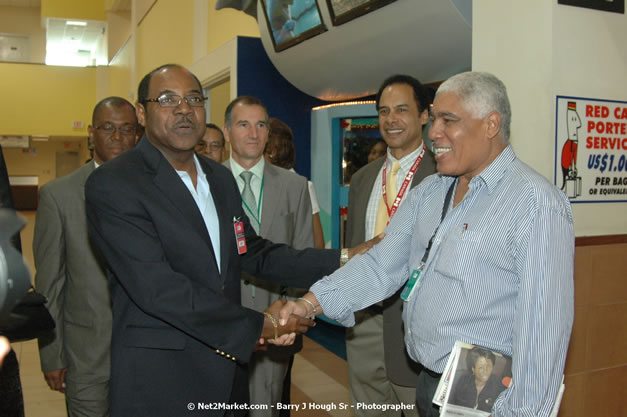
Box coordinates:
[66,21,87,26]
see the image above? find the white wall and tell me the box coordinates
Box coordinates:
[552,5,627,236]
[473,1,627,236]
[0,5,46,63]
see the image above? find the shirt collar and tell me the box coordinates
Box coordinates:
[229,156,265,180]
[473,145,515,194]
[385,143,424,171]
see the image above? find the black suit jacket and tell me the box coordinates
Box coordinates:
[344,149,437,386]
[85,138,339,416]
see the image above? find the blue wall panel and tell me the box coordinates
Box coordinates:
[236,36,330,178]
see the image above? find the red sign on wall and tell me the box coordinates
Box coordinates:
[554,95,627,203]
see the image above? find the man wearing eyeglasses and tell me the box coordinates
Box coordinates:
[196,123,226,163]
[34,96,138,417]
[84,64,369,416]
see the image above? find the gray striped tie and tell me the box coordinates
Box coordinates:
[239,171,259,233]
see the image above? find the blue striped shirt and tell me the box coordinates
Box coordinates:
[311,146,574,417]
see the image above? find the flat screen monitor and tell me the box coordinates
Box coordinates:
[326,0,397,26]
[261,0,327,52]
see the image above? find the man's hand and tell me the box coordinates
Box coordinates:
[254,341,269,351]
[259,300,315,346]
[347,232,384,259]
[44,368,67,392]
[278,293,321,326]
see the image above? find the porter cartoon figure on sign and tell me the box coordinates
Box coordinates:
[560,101,582,197]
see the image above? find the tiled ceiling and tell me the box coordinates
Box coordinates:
[0,0,111,66]
[1,0,132,66]
[46,18,106,53]
[44,18,107,66]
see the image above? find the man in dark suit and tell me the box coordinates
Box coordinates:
[223,96,314,416]
[0,144,25,417]
[344,75,436,416]
[85,64,361,416]
[35,97,137,416]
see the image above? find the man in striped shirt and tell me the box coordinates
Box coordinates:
[280,71,574,417]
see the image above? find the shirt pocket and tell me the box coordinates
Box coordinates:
[432,230,482,281]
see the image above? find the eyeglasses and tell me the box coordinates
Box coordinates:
[144,94,207,108]
[95,124,137,136]
[196,141,224,151]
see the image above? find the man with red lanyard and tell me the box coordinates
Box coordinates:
[344,74,437,416]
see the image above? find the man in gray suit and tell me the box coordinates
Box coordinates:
[34,97,138,416]
[222,96,313,416]
[344,75,436,416]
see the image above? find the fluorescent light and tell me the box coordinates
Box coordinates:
[66,21,87,26]
[45,43,91,67]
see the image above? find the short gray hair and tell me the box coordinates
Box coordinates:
[224,96,269,128]
[437,71,512,142]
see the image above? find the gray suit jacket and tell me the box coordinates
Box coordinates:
[344,149,437,386]
[224,159,314,357]
[224,159,314,308]
[34,161,112,383]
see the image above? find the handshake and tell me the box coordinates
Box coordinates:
[258,295,320,348]
[257,232,384,348]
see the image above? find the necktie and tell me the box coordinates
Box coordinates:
[374,161,401,235]
[240,171,259,233]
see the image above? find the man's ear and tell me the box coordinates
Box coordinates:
[87,126,94,150]
[87,124,95,142]
[419,108,429,126]
[222,125,231,143]
[485,112,502,140]
[136,103,146,127]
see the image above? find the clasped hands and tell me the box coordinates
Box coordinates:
[255,294,322,349]
[258,299,315,349]
[257,232,384,349]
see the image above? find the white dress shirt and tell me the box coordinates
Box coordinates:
[176,155,221,272]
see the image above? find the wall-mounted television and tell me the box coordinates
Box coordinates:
[326,0,397,26]
[261,0,327,52]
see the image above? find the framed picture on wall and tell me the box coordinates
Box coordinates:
[261,0,327,52]
[0,136,30,148]
[326,0,397,26]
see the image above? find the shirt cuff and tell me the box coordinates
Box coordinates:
[311,279,355,327]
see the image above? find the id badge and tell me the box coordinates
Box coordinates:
[401,262,425,301]
[233,217,247,255]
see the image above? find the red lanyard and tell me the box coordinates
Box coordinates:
[382,147,425,219]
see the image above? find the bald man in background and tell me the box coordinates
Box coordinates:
[35,97,138,417]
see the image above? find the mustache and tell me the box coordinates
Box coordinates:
[174,117,195,128]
